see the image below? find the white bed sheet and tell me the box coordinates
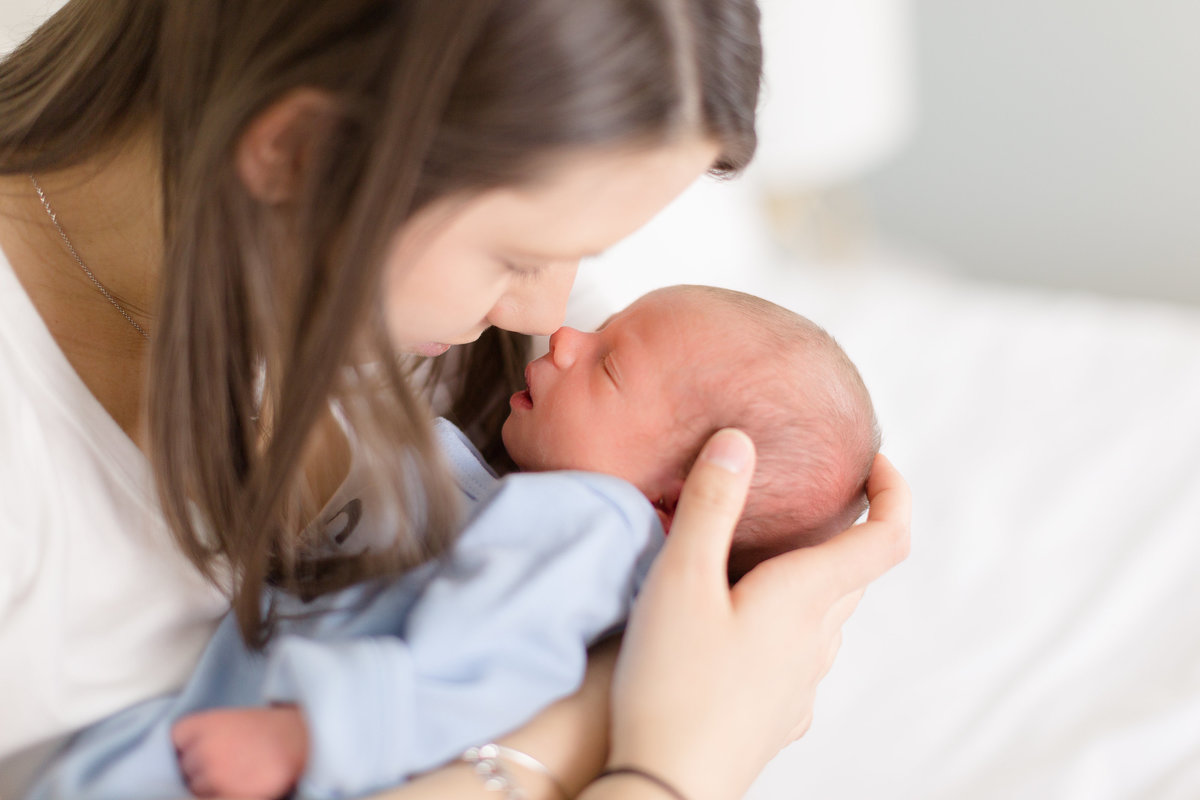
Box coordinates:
[581,179,1200,799]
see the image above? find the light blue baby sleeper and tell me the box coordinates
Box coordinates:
[27,419,662,800]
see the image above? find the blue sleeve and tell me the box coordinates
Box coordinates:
[262,471,662,800]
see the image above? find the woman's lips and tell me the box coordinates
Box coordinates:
[408,342,452,357]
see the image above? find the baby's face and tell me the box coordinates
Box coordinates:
[501,291,710,505]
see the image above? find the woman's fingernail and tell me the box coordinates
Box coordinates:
[700,430,753,474]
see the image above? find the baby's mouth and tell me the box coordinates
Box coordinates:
[508,364,534,410]
[522,364,534,406]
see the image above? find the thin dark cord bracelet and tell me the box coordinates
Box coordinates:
[592,766,689,800]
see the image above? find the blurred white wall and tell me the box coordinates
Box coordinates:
[863,1,1200,306]
[0,0,57,54]
[753,0,914,190]
[8,2,1195,307]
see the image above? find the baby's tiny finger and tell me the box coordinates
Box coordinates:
[170,718,197,750]
[180,761,210,795]
[177,744,207,780]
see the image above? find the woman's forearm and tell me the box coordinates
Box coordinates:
[493,635,616,797]
[374,762,676,800]
[365,636,618,800]
[577,774,687,800]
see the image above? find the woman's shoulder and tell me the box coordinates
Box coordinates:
[0,245,107,433]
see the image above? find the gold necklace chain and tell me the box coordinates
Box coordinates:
[29,175,151,341]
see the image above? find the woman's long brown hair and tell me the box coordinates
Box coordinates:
[0,0,762,646]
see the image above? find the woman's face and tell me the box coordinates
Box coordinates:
[381,140,719,355]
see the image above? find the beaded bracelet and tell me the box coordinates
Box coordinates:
[592,766,690,800]
[460,743,568,800]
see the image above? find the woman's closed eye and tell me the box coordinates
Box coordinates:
[503,259,549,280]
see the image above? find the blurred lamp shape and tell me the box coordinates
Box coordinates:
[752,0,915,191]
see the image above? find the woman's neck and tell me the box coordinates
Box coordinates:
[0,124,163,326]
[0,125,164,447]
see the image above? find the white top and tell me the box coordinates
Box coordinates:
[0,247,228,793]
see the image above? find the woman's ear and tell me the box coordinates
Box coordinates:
[235,88,340,205]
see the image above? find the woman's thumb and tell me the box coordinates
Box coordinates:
[661,428,756,581]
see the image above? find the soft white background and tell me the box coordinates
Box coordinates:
[864,1,1200,306]
[5,3,1198,798]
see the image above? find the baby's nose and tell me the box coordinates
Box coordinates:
[549,326,587,369]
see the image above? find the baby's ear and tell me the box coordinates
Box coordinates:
[649,481,683,536]
[654,502,674,536]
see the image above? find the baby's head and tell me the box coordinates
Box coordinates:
[502,285,880,579]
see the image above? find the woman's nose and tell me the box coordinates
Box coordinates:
[549,326,589,369]
[497,261,580,336]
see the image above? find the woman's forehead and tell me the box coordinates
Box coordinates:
[472,142,718,256]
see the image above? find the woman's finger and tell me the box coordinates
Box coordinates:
[820,629,844,679]
[797,453,912,598]
[656,428,756,588]
[828,587,865,628]
[864,453,912,538]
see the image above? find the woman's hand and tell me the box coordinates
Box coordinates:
[598,430,911,800]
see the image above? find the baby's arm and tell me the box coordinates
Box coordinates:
[172,706,309,799]
[257,472,660,799]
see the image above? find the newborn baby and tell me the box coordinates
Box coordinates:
[504,284,879,580]
[29,285,878,800]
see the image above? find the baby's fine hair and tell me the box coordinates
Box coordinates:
[664,286,881,580]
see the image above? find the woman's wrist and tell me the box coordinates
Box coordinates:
[362,638,619,800]
[577,765,692,800]
[459,743,569,800]
[583,766,690,800]
[495,635,618,795]
[447,635,621,800]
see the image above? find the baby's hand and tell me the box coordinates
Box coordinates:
[171,706,309,799]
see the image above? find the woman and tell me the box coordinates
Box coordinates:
[0,1,910,798]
